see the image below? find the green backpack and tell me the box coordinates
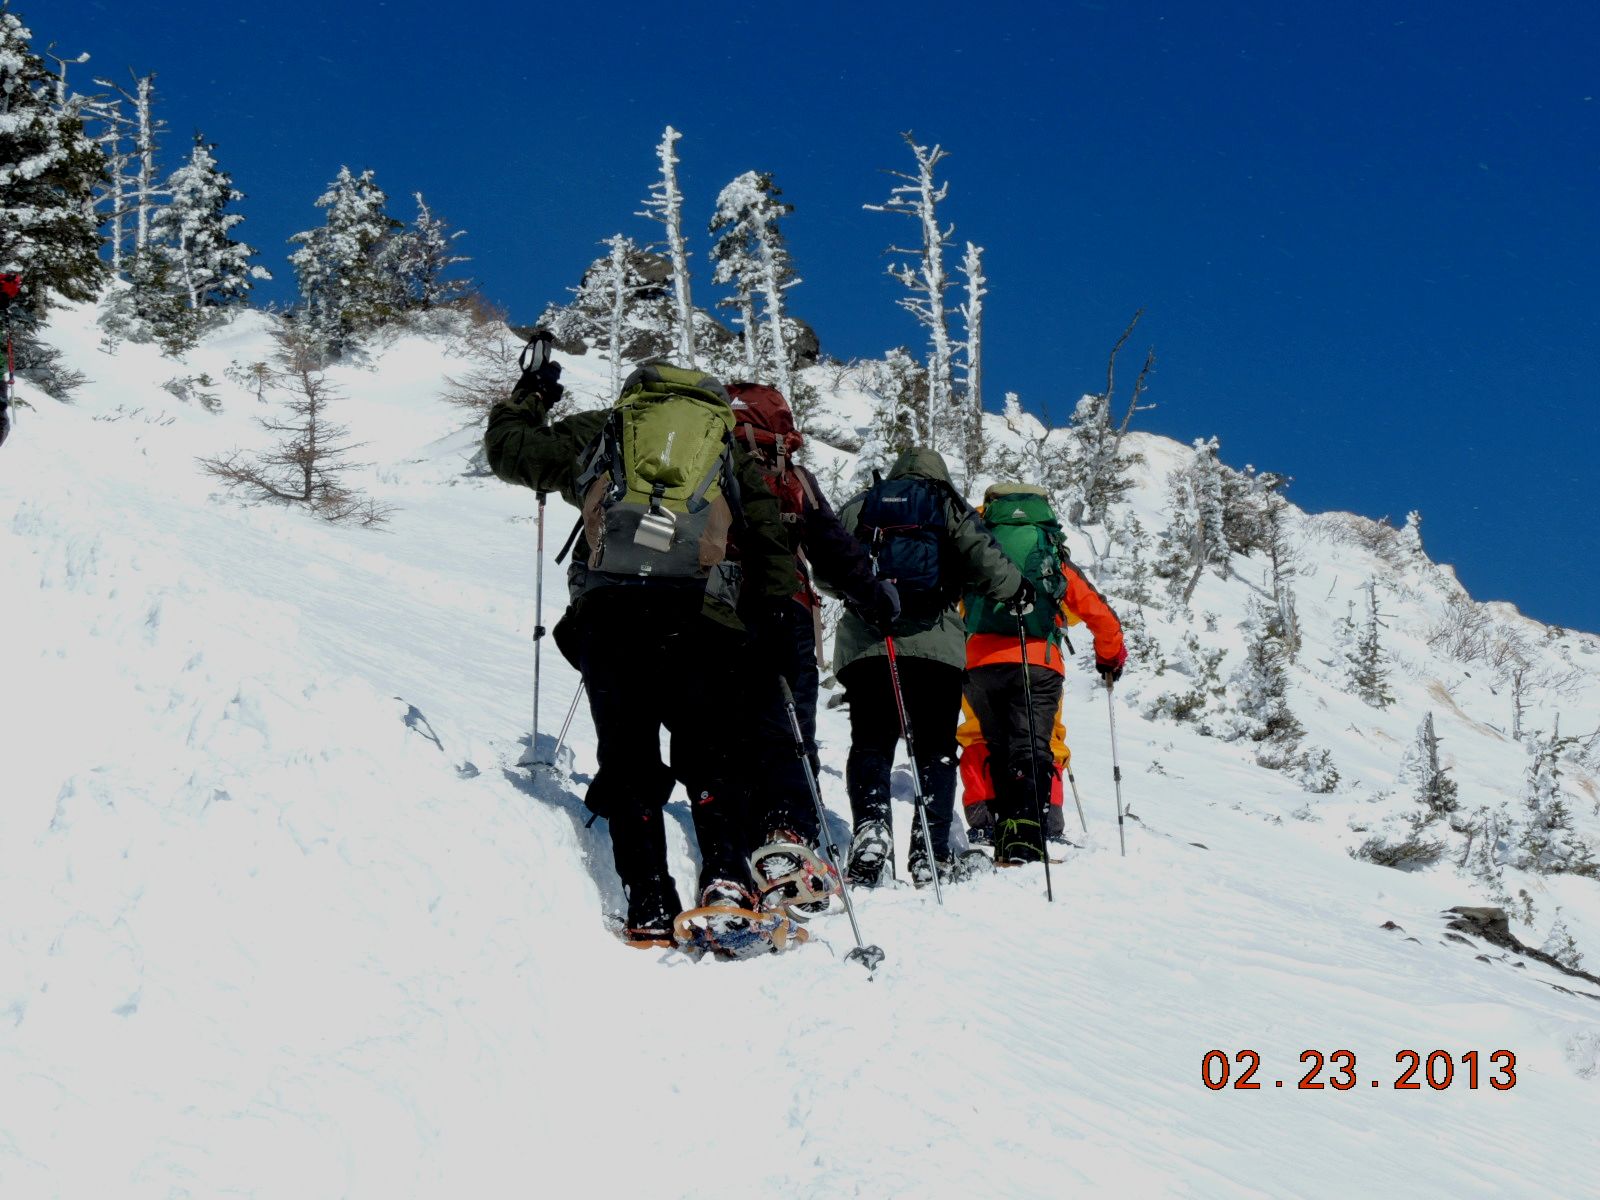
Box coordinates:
[577,364,737,583]
[964,486,1069,641]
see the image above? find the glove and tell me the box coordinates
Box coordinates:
[1004,578,1037,617]
[505,359,563,421]
[1095,646,1128,684]
[867,580,901,632]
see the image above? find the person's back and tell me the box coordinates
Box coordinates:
[960,482,1127,863]
[485,355,798,946]
[830,447,1029,886]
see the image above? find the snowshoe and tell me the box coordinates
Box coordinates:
[750,832,841,919]
[846,819,894,888]
[673,906,809,959]
[620,876,682,949]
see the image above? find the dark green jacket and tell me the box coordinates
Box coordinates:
[831,447,1024,672]
[484,366,795,633]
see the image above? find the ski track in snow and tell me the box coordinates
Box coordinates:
[2,304,1599,1199]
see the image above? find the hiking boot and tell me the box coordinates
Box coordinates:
[905,841,955,889]
[846,819,893,888]
[750,830,839,916]
[623,876,681,947]
[966,822,994,848]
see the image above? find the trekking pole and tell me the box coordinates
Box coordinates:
[1105,680,1127,857]
[1017,619,1054,903]
[520,491,550,767]
[1065,764,1089,834]
[554,680,586,766]
[778,677,885,972]
[882,636,943,906]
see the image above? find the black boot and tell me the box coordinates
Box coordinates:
[622,875,681,946]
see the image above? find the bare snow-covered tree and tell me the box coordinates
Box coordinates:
[637,125,695,365]
[198,328,390,525]
[956,240,986,478]
[1067,310,1155,527]
[91,71,164,260]
[709,170,798,399]
[865,133,956,452]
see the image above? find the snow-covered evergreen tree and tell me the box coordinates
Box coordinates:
[288,166,400,355]
[636,125,695,365]
[1342,582,1394,708]
[0,11,106,311]
[1156,437,1228,606]
[1515,726,1594,875]
[708,170,797,398]
[1224,596,1304,767]
[1460,802,1511,899]
[150,133,267,312]
[380,192,468,312]
[1541,910,1584,971]
[1401,713,1459,821]
[853,347,925,485]
[865,133,955,452]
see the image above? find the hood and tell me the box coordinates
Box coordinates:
[886,446,953,485]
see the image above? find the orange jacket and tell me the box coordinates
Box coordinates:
[966,558,1125,673]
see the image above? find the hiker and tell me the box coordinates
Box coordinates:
[724,382,899,913]
[962,482,1126,864]
[484,354,801,947]
[957,699,1072,844]
[832,447,1030,887]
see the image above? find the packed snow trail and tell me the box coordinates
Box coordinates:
[2,309,1599,1199]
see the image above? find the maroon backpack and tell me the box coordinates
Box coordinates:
[726,382,822,606]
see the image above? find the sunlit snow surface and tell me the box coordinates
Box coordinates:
[2,303,1598,1199]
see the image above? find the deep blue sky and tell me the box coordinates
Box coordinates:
[42,0,1600,631]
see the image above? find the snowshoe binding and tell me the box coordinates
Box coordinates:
[750,831,841,919]
[906,842,956,890]
[845,819,894,888]
[673,898,808,960]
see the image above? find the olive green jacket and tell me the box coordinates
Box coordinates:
[484,366,795,633]
[831,447,1024,672]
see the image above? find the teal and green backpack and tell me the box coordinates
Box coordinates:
[577,364,738,584]
[964,484,1068,641]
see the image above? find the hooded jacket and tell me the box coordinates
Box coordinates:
[829,447,1024,672]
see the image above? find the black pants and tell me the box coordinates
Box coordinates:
[840,654,964,858]
[745,599,824,845]
[965,662,1063,848]
[578,587,748,898]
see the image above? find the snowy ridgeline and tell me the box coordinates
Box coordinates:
[3,303,1600,1199]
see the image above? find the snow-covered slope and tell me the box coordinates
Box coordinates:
[3,305,1599,1199]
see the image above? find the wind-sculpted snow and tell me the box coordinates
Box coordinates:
[2,304,1599,1197]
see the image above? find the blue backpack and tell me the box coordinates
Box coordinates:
[856,476,956,632]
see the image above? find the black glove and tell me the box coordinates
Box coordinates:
[1095,647,1128,684]
[1005,578,1037,617]
[508,359,563,421]
[867,580,901,631]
